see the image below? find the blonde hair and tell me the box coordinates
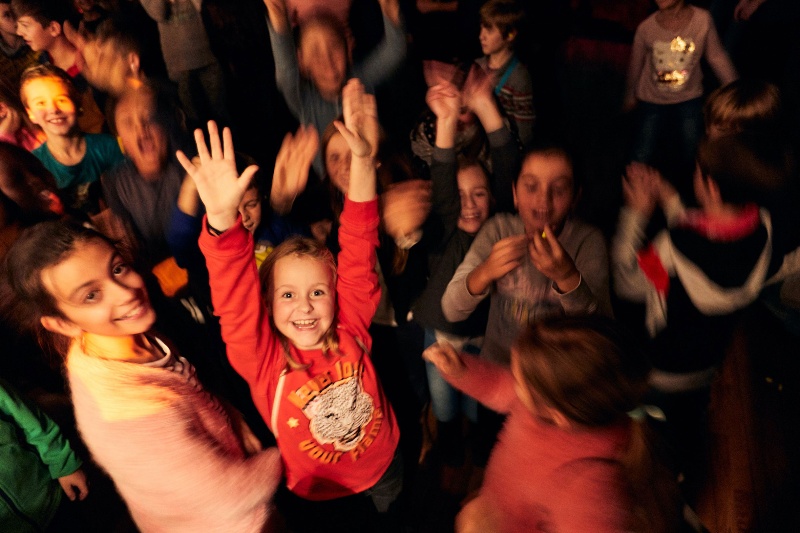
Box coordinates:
[258,236,340,369]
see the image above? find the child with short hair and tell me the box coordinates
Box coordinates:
[423,316,681,533]
[265,0,405,175]
[0,377,88,531]
[624,0,737,173]
[475,0,534,148]
[613,138,779,478]
[12,0,105,133]
[704,78,782,139]
[20,64,123,215]
[1,220,282,532]
[442,143,612,367]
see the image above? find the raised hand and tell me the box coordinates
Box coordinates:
[381,179,432,242]
[426,82,461,121]
[270,125,319,214]
[467,234,528,295]
[528,228,580,293]
[622,162,659,218]
[334,79,379,159]
[176,121,258,232]
[462,64,503,132]
[333,79,379,201]
[422,341,465,378]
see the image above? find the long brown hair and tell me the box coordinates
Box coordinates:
[258,236,340,370]
[513,316,681,532]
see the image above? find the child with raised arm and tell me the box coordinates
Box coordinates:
[412,78,519,474]
[264,0,405,175]
[613,140,777,480]
[188,80,402,531]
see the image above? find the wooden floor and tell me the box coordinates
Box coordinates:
[696,304,800,532]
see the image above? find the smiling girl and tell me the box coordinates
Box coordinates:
[188,80,401,531]
[1,220,282,532]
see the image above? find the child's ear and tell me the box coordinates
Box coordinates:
[47,20,62,38]
[505,30,517,44]
[40,315,81,338]
[126,52,141,76]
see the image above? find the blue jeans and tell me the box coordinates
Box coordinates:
[630,98,704,171]
[424,329,478,423]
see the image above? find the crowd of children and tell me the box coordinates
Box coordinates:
[0,0,799,531]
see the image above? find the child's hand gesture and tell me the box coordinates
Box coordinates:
[622,162,659,218]
[426,82,461,122]
[58,468,89,501]
[270,125,319,214]
[463,65,503,133]
[529,228,581,293]
[334,79,379,201]
[422,341,465,378]
[381,179,432,243]
[467,234,528,295]
[176,121,258,233]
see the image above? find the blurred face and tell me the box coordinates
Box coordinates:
[513,152,575,236]
[114,90,168,179]
[81,38,137,95]
[40,239,155,338]
[479,23,512,56]
[510,349,568,427]
[655,0,684,10]
[0,4,18,39]
[238,187,262,234]
[23,77,78,137]
[270,254,335,350]
[457,165,491,234]
[16,16,56,52]
[298,22,347,101]
[325,132,350,193]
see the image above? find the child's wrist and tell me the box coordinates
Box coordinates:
[206,212,238,234]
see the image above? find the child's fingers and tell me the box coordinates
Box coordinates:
[175,150,197,176]
[222,126,235,161]
[207,121,222,160]
[193,128,210,162]
[239,165,260,191]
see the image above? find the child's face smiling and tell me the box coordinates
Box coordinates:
[457,165,491,235]
[513,152,575,237]
[23,77,77,137]
[298,23,347,101]
[271,254,335,350]
[40,239,156,338]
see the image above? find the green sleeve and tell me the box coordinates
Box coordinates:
[0,378,82,479]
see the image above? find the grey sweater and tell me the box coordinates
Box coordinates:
[441,214,611,364]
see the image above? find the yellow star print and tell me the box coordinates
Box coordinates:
[287,417,299,429]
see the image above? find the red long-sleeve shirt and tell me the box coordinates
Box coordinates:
[199,198,399,501]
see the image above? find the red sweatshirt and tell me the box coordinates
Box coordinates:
[199,198,399,501]
[447,355,632,532]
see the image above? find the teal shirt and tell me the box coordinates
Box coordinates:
[0,378,82,532]
[32,133,124,214]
